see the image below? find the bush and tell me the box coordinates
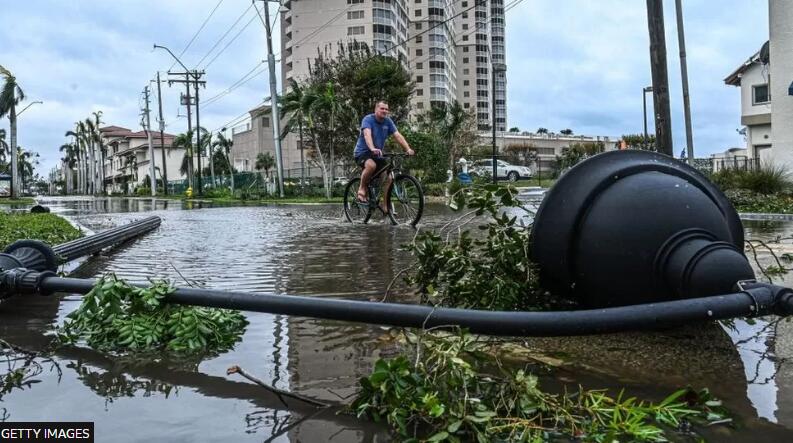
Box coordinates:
[724,189,793,213]
[711,164,790,195]
[135,187,151,196]
[204,187,233,199]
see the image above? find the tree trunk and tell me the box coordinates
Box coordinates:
[209,145,216,189]
[9,105,18,198]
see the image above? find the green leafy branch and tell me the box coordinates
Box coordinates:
[58,275,247,355]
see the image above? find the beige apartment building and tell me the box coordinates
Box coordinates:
[279,0,507,130]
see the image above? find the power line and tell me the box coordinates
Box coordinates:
[193,3,255,68]
[171,0,227,71]
[203,61,268,107]
[203,10,259,69]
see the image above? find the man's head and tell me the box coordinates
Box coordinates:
[374,101,390,120]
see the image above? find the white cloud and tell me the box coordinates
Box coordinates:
[0,0,771,175]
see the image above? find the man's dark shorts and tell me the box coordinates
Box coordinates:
[355,151,388,172]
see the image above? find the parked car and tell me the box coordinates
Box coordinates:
[332,177,350,187]
[470,159,533,182]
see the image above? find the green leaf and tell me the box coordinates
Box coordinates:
[427,431,448,442]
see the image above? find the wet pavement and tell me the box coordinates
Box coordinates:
[1,196,793,441]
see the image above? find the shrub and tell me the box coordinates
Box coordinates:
[711,164,790,195]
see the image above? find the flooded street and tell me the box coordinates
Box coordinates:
[2,197,793,441]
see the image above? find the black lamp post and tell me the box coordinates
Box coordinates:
[491,63,507,184]
[643,86,653,148]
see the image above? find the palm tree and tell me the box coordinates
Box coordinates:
[0,129,8,170]
[212,132,235,193]
[255,152,275,193]
[173,131,194,187]
[200,130,215,188]
[281,79,309,187]
[0,65,25,198]
[16,147,38,192]
[59,142,78,194]
[65,124,85,194]
[123,153,137,194]
[90,111,106,194]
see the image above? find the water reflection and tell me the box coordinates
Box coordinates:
[3,198,793,441]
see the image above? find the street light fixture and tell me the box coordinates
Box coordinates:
[17,100,43,117]
[643,86,653,149]
[491,63,507,184]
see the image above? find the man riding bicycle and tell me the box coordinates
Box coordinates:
[354,101,414,206]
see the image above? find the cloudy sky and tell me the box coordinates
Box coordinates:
[0,0,769,175]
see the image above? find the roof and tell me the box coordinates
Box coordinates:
[126,130,176,139]
[99,126,132,136]
[724,41,769,86]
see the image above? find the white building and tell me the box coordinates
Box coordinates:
[723,0,793,170]
[99,126,194,194]
[724,43,772,164]
[480,131,619,172]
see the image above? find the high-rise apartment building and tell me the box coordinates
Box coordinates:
[281,0,409,86]
[279,0,506,130]
[408,0,458,112]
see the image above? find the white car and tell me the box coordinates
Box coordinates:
[471,159,533,182]
[332,177,350,186]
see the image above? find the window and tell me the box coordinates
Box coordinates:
[462,35,468,41]
[464,102,470,108]
[347,10,364,19]
[372,24,394,35]
[463,57,469,63]
[261,117,270,127]
[416,62,423,69]
[417,102,424,109]
[463,91,470,97]
[462,1,468,6]
[347,0,363,3]
[753,84,770,104]
[463,80,470,86]
[416,75,423,83]
[348,26,365,35]
[462,12,468,18]
[415,35,422,43]
[463,46,469,53]
[415,9,422,16]
[416,49,423,56]
[415,22,422,30]
[417,89,424,96]
[462,24,468,30]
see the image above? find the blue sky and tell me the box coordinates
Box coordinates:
[0,0,769,175]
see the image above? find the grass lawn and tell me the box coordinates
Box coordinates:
[0,197,36,205]
[509,179,556,189]
[0,212,82,250]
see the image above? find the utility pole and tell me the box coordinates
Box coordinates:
[262,0,285,197]
[142,86,157,197]
[646,0,674,156]
[193,73,204,195]
[168,72,205,190]
[674,0,694,162]
[156,72,169,195]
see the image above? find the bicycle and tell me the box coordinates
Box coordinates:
[343,153,424,227]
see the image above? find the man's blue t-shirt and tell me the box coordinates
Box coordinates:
[354,114,397,158]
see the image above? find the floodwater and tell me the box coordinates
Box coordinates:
[1,196,793,441]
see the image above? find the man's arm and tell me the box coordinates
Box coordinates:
[362,128,381,156]
[393,131,414,155]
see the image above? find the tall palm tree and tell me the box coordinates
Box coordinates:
[16,147,38,192]
[0,129,8,170]
[123,153,137,194]
[309,82,348,195]
[212,132,235,193]
[199,128,215,188]
[90,111,106,194]
[59,142,78,194]
[0,65,25,198]
[65,125,84,194]
[173,130,194,187]
[281,79,309,187]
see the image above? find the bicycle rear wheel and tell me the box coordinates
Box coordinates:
[343,178,373,224]
[386,175,424,227]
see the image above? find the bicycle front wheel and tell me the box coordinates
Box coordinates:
[386,175,424,227]
[343,178,372,224]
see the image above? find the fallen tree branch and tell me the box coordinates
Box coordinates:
[226,365,329,408]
